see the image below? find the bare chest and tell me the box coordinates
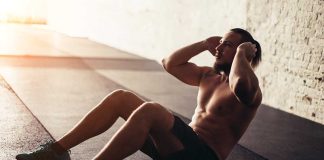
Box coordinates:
[197,74,239,115]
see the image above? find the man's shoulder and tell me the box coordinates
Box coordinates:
[200,67,215,77]
[198,67,225,87]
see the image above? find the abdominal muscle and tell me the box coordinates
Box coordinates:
[189,111,237,160]
[187,71,256,159]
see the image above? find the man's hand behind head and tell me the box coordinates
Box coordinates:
[237,42,257,62]
[204,36,222,56]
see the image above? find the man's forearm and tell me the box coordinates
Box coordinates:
[162,41,207,68]
[230,51,257,81]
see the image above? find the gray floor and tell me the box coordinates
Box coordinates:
[1,24,323,160]
[0,75,52,159]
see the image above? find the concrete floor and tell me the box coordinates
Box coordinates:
[1,24,323,160]
[0,75,52,159]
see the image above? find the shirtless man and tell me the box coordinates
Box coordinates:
[16,28,262,160]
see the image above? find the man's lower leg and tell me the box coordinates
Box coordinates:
[92,110,151,160]
[55,90,145,151]
[16,89,146,160]
[91,103,178,160]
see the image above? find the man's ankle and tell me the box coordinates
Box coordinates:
[51,142,68,154]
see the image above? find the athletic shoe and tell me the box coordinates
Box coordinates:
[16,140,71,160]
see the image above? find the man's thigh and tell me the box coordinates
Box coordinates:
[115,90,146,120]
[134,103,185,158]
[150,115,195,157]
[142,114,219,160]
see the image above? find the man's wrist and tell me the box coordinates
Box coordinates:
[236,49,246,57]
[201,40,217,55]
[236,50,251,61]
[200,40,209,51]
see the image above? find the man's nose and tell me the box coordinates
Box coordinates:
[215,44,223,53]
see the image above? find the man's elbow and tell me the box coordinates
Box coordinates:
[162,58,171,71]
[161,58,167,70]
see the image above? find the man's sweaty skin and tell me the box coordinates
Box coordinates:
[162,31,262,160]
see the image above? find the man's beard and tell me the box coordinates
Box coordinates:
[213,62,231,74]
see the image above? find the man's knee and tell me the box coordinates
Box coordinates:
[134,102,165,117]
[102,89,136,105]
[102,89,146,119]
[132,103,183,156]
[130,102,173,130]
[99,89,126,108]
[110,89,144,102]
[109,89,129,99]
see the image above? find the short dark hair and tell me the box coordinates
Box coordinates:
[230,28,262,68]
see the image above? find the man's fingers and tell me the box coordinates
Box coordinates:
[208,48,216,55]
[206,36,222,46]
[246,43,257,52]
[252,44,257,52]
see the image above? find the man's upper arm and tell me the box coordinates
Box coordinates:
[162,60,210,86]
[234,81,263,107]
[248,87,263,107]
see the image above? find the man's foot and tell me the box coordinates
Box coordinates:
[16,141,71,160]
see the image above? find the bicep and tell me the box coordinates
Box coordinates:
[163,62,209,86]
[233,81,262,107]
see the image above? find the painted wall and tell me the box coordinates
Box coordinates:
[46,0,247,66]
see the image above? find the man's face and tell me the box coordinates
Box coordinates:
[213,32,242,72]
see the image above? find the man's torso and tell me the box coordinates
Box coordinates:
[189,69,259,160]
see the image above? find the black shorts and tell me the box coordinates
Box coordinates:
[140,115,219,160]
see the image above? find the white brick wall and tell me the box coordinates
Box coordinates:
[247,0,324,124]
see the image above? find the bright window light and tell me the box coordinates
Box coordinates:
[0,0,47,24]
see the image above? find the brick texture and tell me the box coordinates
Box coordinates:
[247,0,324,124]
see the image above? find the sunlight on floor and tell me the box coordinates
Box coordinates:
[0,67,16,79]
